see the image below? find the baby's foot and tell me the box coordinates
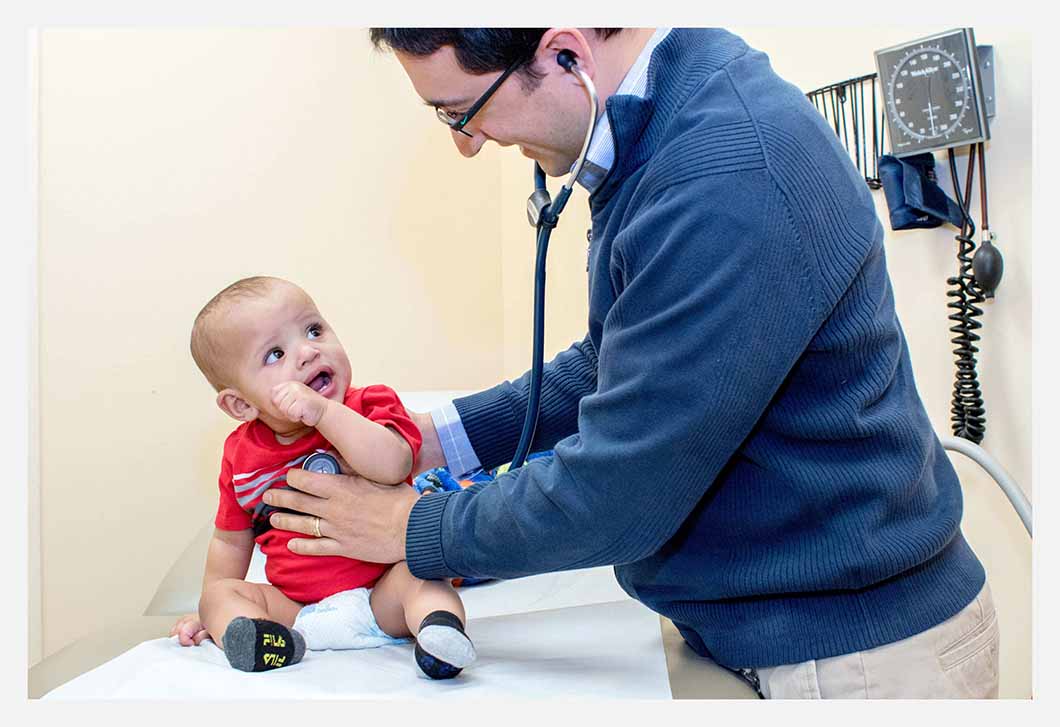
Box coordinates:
[222,617,306,672]
[414,610,476,680]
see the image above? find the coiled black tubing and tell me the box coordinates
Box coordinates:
[946,145,986,444]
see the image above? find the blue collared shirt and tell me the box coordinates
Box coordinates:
[431,28,673,476]
[575,27,673,194]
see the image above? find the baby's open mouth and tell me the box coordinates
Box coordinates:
[308,371,332,393]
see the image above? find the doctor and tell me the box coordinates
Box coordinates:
[263,28,999,698]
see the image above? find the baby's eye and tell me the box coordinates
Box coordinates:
[307,323,323,339]
[264,348,284,365]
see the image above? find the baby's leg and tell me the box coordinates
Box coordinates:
[370,561,465,637]
[199,579,306,671]
[371,561,475,679]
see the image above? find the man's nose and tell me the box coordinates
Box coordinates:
[452,127,487,157]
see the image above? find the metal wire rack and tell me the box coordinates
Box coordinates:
[806,73,887,189]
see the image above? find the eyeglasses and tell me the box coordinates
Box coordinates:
[435,57,523,137]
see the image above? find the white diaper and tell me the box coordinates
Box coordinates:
[292,587,410,651]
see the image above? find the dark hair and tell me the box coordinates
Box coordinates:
[368,28,623,91]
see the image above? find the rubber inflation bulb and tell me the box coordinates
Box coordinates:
[972,236,1004,299]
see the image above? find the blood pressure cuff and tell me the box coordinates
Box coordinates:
[878,153,965,230]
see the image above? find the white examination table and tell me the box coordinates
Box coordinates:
[30,391,756,700]
[33,527,755,699]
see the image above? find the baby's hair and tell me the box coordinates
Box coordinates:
[191,276,285,391]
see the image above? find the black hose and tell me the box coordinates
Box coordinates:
[945,147,987,444]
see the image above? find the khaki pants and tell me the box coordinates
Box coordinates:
[749,581,999,699]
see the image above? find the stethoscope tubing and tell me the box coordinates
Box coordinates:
[510,59,598,470]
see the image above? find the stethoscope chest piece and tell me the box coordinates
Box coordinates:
[303,451,340,475]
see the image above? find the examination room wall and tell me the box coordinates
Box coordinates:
[32,29,508,662]
[498,26,1032,697]
[32,26,1032,698]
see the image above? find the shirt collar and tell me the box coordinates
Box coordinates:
[573,28,672,193]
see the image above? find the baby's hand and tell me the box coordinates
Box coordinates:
[272,381,330,427]
[170,613,209,646]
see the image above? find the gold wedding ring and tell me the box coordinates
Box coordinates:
[313,516,322,538]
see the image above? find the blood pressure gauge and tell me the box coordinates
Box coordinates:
[875,28,990,157]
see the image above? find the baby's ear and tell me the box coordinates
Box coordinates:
[216,388,259,423]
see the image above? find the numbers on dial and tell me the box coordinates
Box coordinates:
[886,44,973,143]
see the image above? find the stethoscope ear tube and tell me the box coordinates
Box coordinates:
[511,57,597,470]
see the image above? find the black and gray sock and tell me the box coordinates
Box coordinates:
[414,610,476,680]
[222,617,306,672]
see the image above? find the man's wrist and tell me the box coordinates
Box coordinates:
[404,489,453,578]
[397,486,418,556]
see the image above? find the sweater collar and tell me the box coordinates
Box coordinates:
[589,28,751,207]
[575,28,672,194]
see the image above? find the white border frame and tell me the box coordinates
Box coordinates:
[27,26,42,669]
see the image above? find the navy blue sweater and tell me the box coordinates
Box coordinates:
[406,28,985,668]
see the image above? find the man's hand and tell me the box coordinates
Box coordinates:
[271,381,330,427]
[170,613,209,646]
[263,468,420,564]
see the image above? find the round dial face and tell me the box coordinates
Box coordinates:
[886,44,975,144]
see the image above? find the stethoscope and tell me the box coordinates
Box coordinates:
[511,49,598,469]
[257,53,597,480]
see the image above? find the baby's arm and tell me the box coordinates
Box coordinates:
[272,382,413,484]
[316,399,413,484]
[202,527,255,588]
[172,528,254,646]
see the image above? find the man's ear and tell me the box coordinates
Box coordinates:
[536,28,596,82]
[216,388,259,423]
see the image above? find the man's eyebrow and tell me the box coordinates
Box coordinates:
[422,97,471,109]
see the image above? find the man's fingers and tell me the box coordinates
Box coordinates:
[269,512,321,536]
[264,485,327,516]
[283,468,339,498]
[286,536,346,557]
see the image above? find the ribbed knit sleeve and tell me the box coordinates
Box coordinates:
[450,335,598,471]
[407,170,823,580]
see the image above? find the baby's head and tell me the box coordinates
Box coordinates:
[191,276,352,433]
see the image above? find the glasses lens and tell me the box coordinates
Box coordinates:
[436,107,460,127]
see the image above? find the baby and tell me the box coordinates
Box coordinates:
[170,276,475,679]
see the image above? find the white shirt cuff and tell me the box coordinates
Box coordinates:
[430,402,482,478]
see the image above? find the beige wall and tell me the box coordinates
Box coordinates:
[34,27,1032,696]
[35,28,506,660]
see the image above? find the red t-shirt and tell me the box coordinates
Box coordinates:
[214,385,422,604]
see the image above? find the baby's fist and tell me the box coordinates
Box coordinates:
[170,613,209,647]
[271,381,329,427]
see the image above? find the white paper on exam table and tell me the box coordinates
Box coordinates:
[247,547,631,620]
[45,599,672,699]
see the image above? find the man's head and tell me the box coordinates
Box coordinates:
[369,28,624,176]
[190,276,352,433]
